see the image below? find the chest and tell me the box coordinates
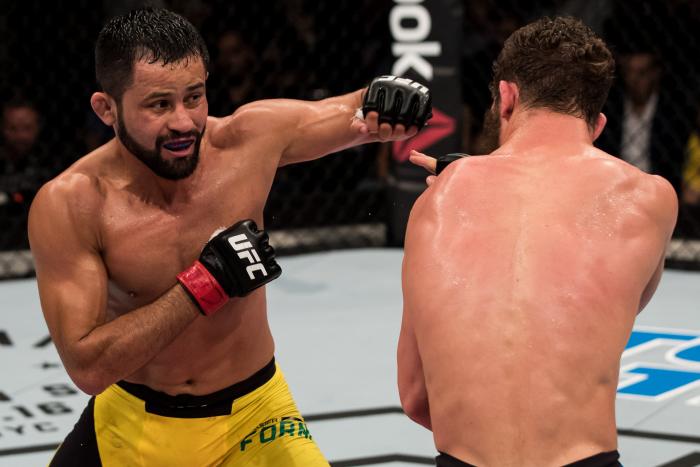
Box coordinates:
[100,173,272,303]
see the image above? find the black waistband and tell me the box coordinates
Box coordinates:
[436,450,621,467]
[564,450,621,467]
[436,452,476,467]
[116,357,276,418]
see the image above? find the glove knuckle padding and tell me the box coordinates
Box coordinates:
[384,88,402,124]
[399,93,416,126]
[363,80,383,113]
[363,75,432,129]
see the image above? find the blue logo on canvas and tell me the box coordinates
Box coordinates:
[618,327,700,401]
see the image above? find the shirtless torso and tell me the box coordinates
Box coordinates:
[28,56,388,397]
[401,121,678,466]
[32,10,432,465]
[34,113,285,395]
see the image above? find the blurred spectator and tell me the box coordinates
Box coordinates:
[207,30,260,117]
[1,100,42,163]
[596,47,692,194]
[597,0,699,195]
[677,107,700,239]
[683,110,700,205]
[0,100,54,249]
[601,50,662,173]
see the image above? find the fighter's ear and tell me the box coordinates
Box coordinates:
[91,92,117,126]
[498,80,518,121]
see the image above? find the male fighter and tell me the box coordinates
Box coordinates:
[28,8,431,466]
[402,17,677,467]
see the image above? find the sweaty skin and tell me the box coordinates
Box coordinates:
[29,58,415,397]
[400,113,677,466]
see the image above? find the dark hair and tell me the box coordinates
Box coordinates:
[95,8,210,100]
[490,16,614,128]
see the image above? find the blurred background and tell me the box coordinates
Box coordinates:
[1,0,699,278]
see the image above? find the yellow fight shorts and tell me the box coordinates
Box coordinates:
[49,358,329,466]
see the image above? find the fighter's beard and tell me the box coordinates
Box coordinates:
[116,110,204,180]
[478,105,501,154]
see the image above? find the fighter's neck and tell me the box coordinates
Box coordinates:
[495,111,594,156]
[114,141,200,207]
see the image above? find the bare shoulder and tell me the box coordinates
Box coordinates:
[405,160,475,252]
[591,149,678,232]
[29,167,105,251]
[427,155,487,199]
[603,149,677,211]
[33,167,104,214]
[638,172,679,231]
[409,156,488,221]
[207,99,302,149]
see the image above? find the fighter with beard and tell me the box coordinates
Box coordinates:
[28,8,431,467]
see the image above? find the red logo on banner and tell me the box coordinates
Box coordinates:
[392,107,456,162]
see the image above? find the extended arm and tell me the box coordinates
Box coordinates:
[279,89,375,165]
[227,76,431,166]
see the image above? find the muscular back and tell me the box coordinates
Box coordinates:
[402,146,677,466]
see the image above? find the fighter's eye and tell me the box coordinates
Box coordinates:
[151,100,169,110]
[187,94,203,105]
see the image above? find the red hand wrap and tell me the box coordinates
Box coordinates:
[177,261,229,316]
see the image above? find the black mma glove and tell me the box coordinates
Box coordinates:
[362,75,432,130]
[177,220,281,316]
[436,153,470,175]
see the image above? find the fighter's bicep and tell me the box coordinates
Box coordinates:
[279,99,337,165]
[221,100,301,165]
[280,91,366,166]
[29,185,109,356]
[36,246,108,343]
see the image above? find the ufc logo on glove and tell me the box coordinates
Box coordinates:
[177,219,281,316]
[228,234,268,280]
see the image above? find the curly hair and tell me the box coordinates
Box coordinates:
[490,16,615,128]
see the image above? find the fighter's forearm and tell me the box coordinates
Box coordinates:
[308,88,371,149]
[66,285,199,395]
